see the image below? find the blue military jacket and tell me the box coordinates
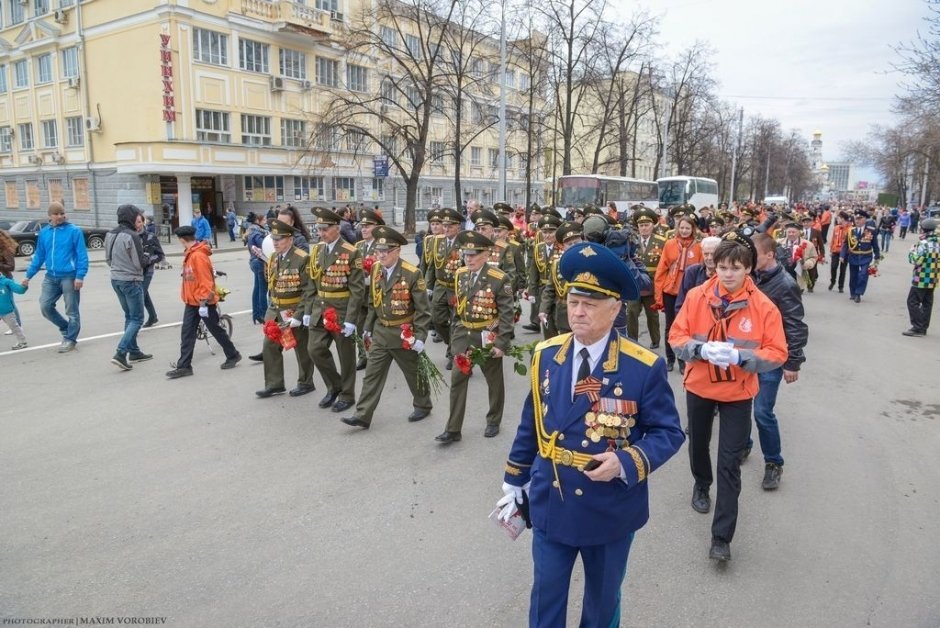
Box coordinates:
[504,331,684,546]
[841,225,880,265]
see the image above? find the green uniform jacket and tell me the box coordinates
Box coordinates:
[303,238,364,325]
[528,241,557,296]
[365,259,432,341]
[452,264,515,353]
[266,246,311,314]
[540,255,568,330]
[636,233,668,275]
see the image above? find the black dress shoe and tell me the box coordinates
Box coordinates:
[853,295,861,303]
[484,425,500,437]
[356,357,367,371]
[521,323,541,333]
[666,362,675,372]
[289,383,316,397]
[143,318,158,328]
[341,416,370,429]
[838,287,844,293]
[445,357,453,370]
[256,387,286,398]
[435,431,462,443]
[248,353,264,362]
[691,486,711,514]
[332,399,354,413]
[649,342,660,350]
[709,539,731,561]
[828,281,834,291]
[166,367,193,379]
[220,353,242,369]
[318,391,339,408]
[407,409,431,422]
[678,361,686,376]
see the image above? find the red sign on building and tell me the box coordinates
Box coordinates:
[160,34,176,122]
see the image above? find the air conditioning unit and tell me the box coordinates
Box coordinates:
[85,116,101,132]
[53,9,68,24]
[66,76,80,89]
[270,76,284,91]
[28,154,43,165]
[330,10,344,21]
[301,79,313,90]
[50,152,66,164]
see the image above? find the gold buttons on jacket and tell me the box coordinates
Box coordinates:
[557,433,565,441]
[575,489,583,496]
[552,480,560,488]
[582,440,590,448]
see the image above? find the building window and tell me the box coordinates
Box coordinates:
[239,39,269,73]
[61,47,79,78]
[0,65,6,93]
[430,141,445,165]
[0,127,11,153]
[488,148,498,169]
[316,0,338,11]
[243,176,285,202]
[279,48,306,80]
[333,177,355,201]
[380,78,398,106]
[294,176,325,201]
[314,123,340,150]
[11,1,24,25]
[72,177,90,210]
[470,146,481,167]
[14,60,29,89]
[405,34,421,58]
[41,120,57,148]
[195,109,231,143]
[381,134,398,156]
[506,153,513,171]
[281,118,306,147]
[316,57,338,87]
[25,180,41,209]
[193,28,228,66]
[346,64,368,92]
[404,84,421,107]
[66,116,84,146]
[36,54,53,85]
[241,115,271,146]
[344,128,367,153]
[380,26,397,49]
[34,0,50,15]
[18,123,34,151]
[470,58,484,78]
[504,69,515,89]
[519,72,530,91]
[5,181,18,208]
[49,178,64,204]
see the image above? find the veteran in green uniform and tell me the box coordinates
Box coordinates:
[256,219,316,398]
[354,208,385,371]
[340,226,434,429]
[626,208,667,349]
[472,209,516,285]
[527,215,562,339]
[496,214,526,294]
[426,207,464,365]
[540,221,584,335]
[303,207,364,413]
[420,208,443,275]
[435,230,515,443]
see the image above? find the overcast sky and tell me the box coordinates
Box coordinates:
[613,0,932,184]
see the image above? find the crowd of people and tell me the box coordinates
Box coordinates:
[2,195,939,626]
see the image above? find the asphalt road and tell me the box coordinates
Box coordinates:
[1,239,938,627]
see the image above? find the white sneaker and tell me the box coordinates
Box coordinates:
[11,342,27,350]
[57,340,77,353]
[3,329,12,335]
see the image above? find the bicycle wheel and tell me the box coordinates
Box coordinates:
[220,314,234,339]
[195,321,207,341]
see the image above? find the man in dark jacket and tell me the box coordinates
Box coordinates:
[104,204,151,370]
[748,233,808,489]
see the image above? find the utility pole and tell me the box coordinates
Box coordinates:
[497,0,507,202]
[728,107,743,204]
[659,88,673,180]
[920,150,930,209]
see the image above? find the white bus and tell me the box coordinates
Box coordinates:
[657,176,719,210]
[557,175,659,213]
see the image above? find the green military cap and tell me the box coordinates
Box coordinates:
[738,207,756,219]
[312,207,342,226]
[670,204,695,219]
[569,206,585,217]
[439,207,464,224]
[708,216,725,228]
[530,203,542,212]
[493,201,513,215]
[427,209,442,223]
[543,206,563,219]
[582,205,604,218]
[800,213,815,223]
[268,219,295,239]
[555,220,584,243]
[471,208,499,227]
[632,208,659,226]
[372,225,408,250]
[538,215,562,230]
[496,214,514,231]
[359,208,385,225]
[560,242,639,301]
[455,229,494,253]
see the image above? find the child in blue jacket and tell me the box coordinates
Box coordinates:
[0,274,27,349]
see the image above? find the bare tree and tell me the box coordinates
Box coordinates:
[320,0,458,233]
[510,24,552,209]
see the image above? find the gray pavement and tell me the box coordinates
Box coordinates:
[1,239,938,627]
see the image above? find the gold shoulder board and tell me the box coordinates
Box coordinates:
[619,337,658,367]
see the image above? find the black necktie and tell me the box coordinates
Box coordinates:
[577,347,591,382]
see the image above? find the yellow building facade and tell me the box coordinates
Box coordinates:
[0,0,544,231]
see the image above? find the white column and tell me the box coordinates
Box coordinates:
[177,174,193,225]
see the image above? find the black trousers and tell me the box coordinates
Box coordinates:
[663,292,678,364]
[176,304,238,369]
[687,391,752,544]
[829,254,847,289]
[908,286,935,333]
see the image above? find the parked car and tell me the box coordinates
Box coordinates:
[8,220,110,256]
[0,220,13,231]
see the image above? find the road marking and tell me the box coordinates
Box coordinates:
[0,309,253,357]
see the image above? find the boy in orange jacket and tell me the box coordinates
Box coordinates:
[669,231,787,561]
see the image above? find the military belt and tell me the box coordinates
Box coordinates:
[460,318,497,330]
[271,296,301,307]
[321,290,351,300]
[549,446,594,470]
[378,316,414,327]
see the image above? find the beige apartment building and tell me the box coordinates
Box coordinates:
[0,0,544,232]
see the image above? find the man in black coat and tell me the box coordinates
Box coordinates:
[747,233,809,490]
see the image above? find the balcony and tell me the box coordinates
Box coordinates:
[240,0,335,38]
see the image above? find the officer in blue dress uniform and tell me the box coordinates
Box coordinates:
[496,241,685,628]
[840,209,881,303]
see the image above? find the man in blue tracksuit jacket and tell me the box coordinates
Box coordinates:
[22,202,89,352]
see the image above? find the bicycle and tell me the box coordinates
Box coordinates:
[196,270,234,355]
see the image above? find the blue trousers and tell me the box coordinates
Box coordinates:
[111,279,144,355]
[848,263,870,297]
[529,528,634,628]
[250,263,268,323]
[747,367,784,465]
[39,274,81,342]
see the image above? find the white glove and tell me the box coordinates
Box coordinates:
[289,317,302,328]
[523,290,536,304]
[699,341,730,369]
[716,346,741,365]
[413,339,425,353]
[302,314,311,327]
[496,482,525,522]
[342,322,356,337]
[538,312,548,324]
[198,306,209,318]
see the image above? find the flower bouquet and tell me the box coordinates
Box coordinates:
[401,324,447,397]
[263,318,297,350]
[460,332,537,376]
[323,306,342,333]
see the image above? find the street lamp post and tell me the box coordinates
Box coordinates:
[497,0,507,202]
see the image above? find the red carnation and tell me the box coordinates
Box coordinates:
[323,306,341,333]
[454,353,472,375]
[400,323,416,349]
[263,320,282,343]
[363,256,375,273]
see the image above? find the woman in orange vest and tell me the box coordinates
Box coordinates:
[828,210,851,292]
[654,214,702,371]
